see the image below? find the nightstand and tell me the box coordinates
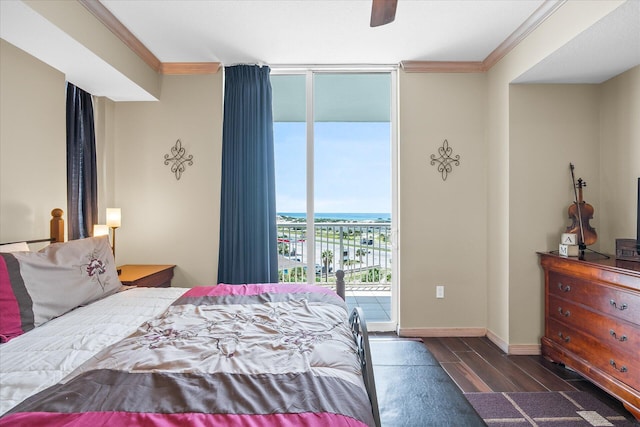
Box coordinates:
[118,264,176,288]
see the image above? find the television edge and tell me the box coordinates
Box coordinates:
[637,177,640,255]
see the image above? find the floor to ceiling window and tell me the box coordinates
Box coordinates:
[272,68,397,331]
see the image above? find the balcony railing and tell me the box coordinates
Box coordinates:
[277,222,392,291]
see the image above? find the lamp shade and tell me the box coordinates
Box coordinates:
[93,224,109,237]
[106,208,121,228]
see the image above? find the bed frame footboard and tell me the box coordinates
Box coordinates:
[349,306,381,427]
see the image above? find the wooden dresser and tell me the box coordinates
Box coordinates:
[539,252,640,420]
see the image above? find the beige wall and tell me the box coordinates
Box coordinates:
[502,70,640,348]
[398,72,488,333]
[0,40,66,244]
[599,66,640,252]
[509,84,601,345]
[0,36,223,287]
[111,74,223,287]
[485,0,625,351]
[395,1,633,350]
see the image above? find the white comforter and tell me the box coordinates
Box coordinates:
[0,287,187,414]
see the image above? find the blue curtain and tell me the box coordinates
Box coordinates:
[217,65,278,284]
[66,83,98,240]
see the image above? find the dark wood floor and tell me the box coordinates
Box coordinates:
[421,336,637,420]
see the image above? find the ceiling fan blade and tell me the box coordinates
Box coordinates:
[370,0,397,27]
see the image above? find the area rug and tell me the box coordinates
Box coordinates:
[465,391,638,426]
[370,339,485,426]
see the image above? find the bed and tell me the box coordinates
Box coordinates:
[0,210,380,426]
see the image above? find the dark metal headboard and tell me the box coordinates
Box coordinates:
[0,238,54,246]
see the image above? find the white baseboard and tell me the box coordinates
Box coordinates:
[398,327,486,338]
[507,344,541,355]
[486,329,541,355]
[485,329,509,353]
[398,327,541,355]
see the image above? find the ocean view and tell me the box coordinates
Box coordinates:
[278,212,391,222]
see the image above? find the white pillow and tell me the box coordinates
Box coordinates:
[0,236,122,342]
[0,242,30,253]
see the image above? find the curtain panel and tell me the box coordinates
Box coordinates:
[66,83,98,240]
[218,65,278,284]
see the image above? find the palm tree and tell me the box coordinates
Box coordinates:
[278,242,290,255]
[321,250,333,280]
[355,248,367,264]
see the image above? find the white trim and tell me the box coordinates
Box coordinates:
[270,64,398,73]
[486,329,541,355]
[486,329,509,353]
[367,322,397,333]
[507,344,541,356]
[483,0,566,69]
[389,68,399,327]
[398,327,487,338]
[305,70,315,284]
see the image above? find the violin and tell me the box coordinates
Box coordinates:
[566,163,597,247]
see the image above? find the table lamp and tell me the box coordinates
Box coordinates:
[93,224,109,238]
[106,208,121,258]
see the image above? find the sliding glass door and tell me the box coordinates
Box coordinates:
[272,68,397,331]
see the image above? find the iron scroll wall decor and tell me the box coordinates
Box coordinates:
[164,139,193,180]
[430,139,460,181]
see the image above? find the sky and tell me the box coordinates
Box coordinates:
[274,121,391,214]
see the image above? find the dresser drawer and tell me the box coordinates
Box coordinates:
[548,295,638,360]
[549,272,640,325]
[540,252,640,420]
[547,318,639,390]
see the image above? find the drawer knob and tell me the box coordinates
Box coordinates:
[557,307,570,317]
[609,330,628,342]
[609,359,628,373]
[558,332,570,343]
[558,283,571,292]
[609,300,628,311]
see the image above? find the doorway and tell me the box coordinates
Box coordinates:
[271,68,398,331]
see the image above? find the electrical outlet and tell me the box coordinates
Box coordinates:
[436,285,444,299]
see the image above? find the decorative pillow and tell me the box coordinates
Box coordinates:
[0,242,30,253]
[0,236,121,343]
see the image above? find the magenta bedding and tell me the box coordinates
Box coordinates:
[0,283,375,427]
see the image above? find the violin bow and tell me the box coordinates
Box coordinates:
[569,163,586,250]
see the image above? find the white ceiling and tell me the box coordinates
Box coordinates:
[100,0,546,65]
[1,0,639,101]
[514,0,640,84]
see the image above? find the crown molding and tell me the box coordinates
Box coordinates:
[483,0,566,70]
[401,0,566,73]
[401,61,485,73]
[78,0,219,75]
[160,62,222,75]
[78,0,161,72]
